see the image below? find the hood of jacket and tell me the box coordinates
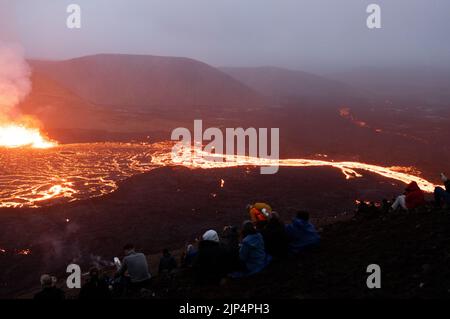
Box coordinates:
[242,233,264,248]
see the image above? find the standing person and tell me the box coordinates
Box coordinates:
[391,181,425,211]
[285,211,320,254]
[34,274,65,300]
[116,244,151,290]
[435,173,450,207]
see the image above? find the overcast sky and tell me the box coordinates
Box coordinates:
[1,0,450,72]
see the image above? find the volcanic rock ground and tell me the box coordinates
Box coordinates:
[0,165,415,298]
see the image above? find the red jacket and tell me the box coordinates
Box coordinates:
[405,182,425,209]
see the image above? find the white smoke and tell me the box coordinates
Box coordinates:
[0,42,31,120]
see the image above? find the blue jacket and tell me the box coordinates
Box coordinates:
[285,218,320,254]
[239,233,270,275]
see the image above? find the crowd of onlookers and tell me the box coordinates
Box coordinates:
[33,172,450,299]
[33,203,321,299]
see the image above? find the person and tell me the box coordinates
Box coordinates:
[231,221,271,277]
[116,244,151,290]
[260,212,288,259]
[193,230,227,285]
[285,211,320,254]
[221,225,241,272]
[435,173,450,207]
[158,249,178,274]
[180,244,197,268]
[34,274,65,300]
[391,181,425,211]
[79,267,111,299]
[247,203,272,224]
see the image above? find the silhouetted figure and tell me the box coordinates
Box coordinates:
[159,249,177,274]
[194,230,227,285]
[79,267,111,299]
[34,274,65,300]
[285,211,320,254]
[435,173,450,207]
[392,181,425,211]
[180,244,197,268]
[221,225,241,272]
[260,212,288,259]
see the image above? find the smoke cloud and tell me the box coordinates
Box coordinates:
[0,42,31,121]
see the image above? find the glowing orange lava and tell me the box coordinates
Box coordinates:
[152,144,442,193]
[17,249,31,256]
[0,124,56,149]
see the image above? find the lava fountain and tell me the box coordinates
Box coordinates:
[0,42,56,149]
[0,124,55,148]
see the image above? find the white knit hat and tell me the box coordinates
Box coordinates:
[202,230,220,243]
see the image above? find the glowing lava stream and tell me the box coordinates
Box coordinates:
[152,146,441,193]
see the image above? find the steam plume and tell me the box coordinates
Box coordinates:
[0,42,31,121]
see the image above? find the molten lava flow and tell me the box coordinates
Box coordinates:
[0,124,56,148]
[152,144,441,193]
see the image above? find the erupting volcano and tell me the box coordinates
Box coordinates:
[0,42,56,149]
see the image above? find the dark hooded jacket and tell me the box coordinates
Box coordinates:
[194,240,227,284]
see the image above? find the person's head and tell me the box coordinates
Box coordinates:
[40,274,56,289]
[241,220,257,238]
[162,248,170,257]
[223,225,238,237]
[270,211,281,222]
[202,230,220,243]
[296,211,310,221]
[123,243,135,255]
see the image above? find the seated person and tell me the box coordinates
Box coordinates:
[231,221,271,278]
[194,230,227,285]
[180,244,197,268]
[435,173,450,207]
[285,211,320,254]
[391,181,425,211]
[260,212,288,259]
[34,274,65,300]
[116,243,151,289]
[158,248,178,274]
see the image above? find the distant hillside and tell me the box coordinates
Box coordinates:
[330,66,450,105]
[29,54,266,109]
[220,66,366,104]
